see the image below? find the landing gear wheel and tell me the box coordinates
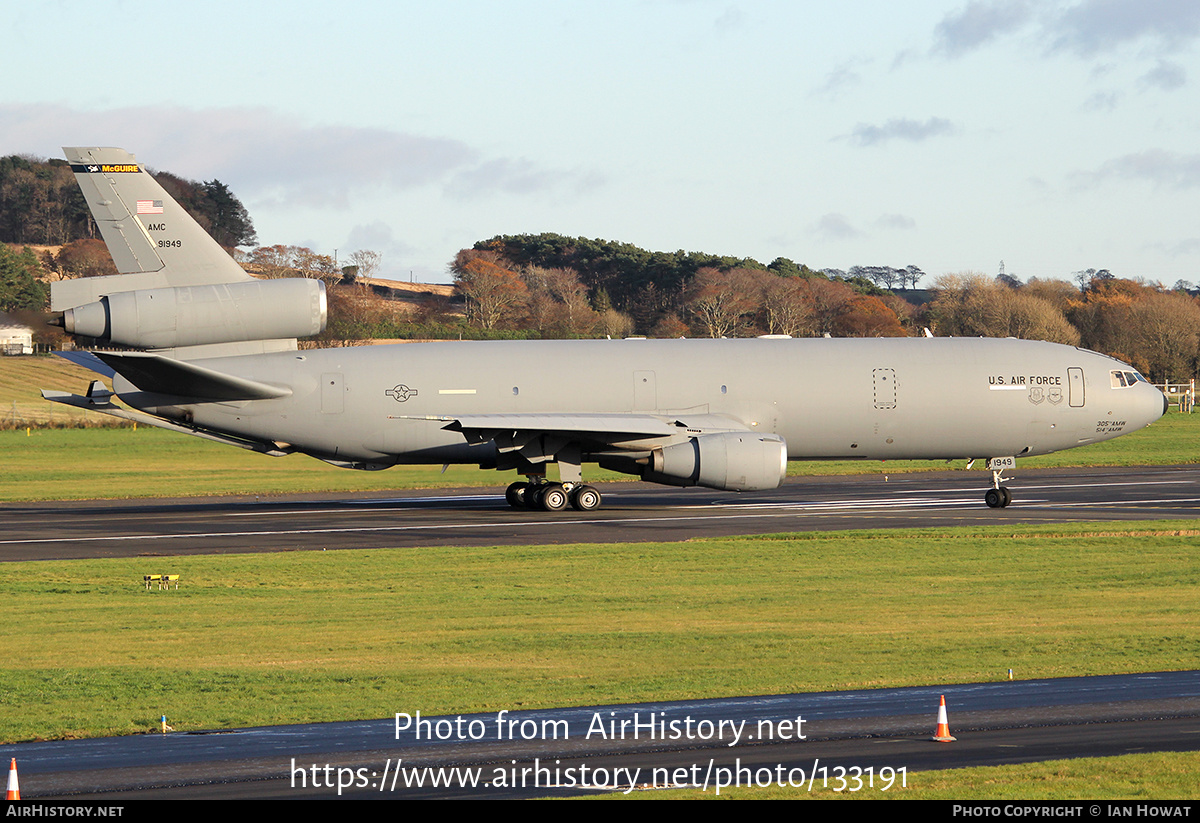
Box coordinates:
[505,482,528,509]
[540,484,569,512]
[570,485,601,512]
[985,487,1012,508]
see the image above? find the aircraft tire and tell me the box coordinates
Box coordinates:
[541,484,569,512]
[999,486,1012,507]
[985,488,1003,508]
[570,485,601,511]
[505,482,528,508]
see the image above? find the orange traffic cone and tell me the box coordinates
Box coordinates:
[932,695,956,742]
[6,758,18,800]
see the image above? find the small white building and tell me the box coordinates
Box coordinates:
[0,320,33,355]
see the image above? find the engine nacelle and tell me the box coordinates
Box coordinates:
[642,432,787,491]
[59,278,326,348]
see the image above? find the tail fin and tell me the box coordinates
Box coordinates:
[53,147,252,311]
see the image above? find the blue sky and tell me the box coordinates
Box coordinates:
[5,1,1199,285]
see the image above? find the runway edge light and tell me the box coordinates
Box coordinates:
[932,695,956,742]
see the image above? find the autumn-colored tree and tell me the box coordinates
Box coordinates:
[56,239,118,279]
[453,252,528,330]
[930,273,1079,345]
[684,267,762,337]
[1066,277,1147,361]
[1124,291,1200,381]
[832,294,906,337]
[591,308,631,338]
[805,277,857,336]
[650,313,690,338]
[249,244,298,279]
[760,276,816,337]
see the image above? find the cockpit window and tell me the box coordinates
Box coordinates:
[1111,370,1148,388]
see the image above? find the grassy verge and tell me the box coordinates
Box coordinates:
[2,521,1197,743]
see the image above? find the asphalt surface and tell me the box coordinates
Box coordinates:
[5,671,1199,799]
[2,465,1200,561]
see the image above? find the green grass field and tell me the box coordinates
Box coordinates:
[3,521,1197,744]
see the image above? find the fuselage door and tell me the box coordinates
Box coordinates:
[873,368,897,410]
[1068,367,1085,408]
[633,370,657,411]
[321,372,344,414]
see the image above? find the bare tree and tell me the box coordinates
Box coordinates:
[684,268,762,337]
[348,249,382,283]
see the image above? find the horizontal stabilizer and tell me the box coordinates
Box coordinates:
[55,350,117,378]
[41,388,292,456]
[93,351,291,401]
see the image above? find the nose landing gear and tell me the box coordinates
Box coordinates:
[984,456,1014,508]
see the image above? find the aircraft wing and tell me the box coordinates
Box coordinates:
[42,382,293,456]
[407,412,753,466]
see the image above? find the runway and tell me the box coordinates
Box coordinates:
[6,671,1199,798]
[2,465,1199,561]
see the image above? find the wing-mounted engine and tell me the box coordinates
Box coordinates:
[641,431,788,491]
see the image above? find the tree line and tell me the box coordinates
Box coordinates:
[452,238,1200,382]
[0,154,255,248]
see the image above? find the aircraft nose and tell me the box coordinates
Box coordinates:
[1139,383,1168,428]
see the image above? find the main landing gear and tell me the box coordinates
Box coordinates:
[506,480,602,512]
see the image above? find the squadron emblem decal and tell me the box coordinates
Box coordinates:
[386,384,418,402]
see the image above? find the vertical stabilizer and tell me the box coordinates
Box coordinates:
[54,147,252,311]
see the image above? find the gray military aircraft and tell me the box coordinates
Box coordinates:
[43,147,1167,511]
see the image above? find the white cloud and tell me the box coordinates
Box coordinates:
[813,213,862,240]
[0,103,595,208]
[876,213,916,231]
[848,117,956,147]
[1074,149,1200,189]
[1081,90,1121,110]
[1049,0,1200,57]
[932,0,1034,58]
[1139,59,1187,91]
[812,63,864,98]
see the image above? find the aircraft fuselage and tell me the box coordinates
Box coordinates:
[116,336,1166,469]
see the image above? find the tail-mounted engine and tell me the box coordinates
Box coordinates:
[54,278,326,349]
